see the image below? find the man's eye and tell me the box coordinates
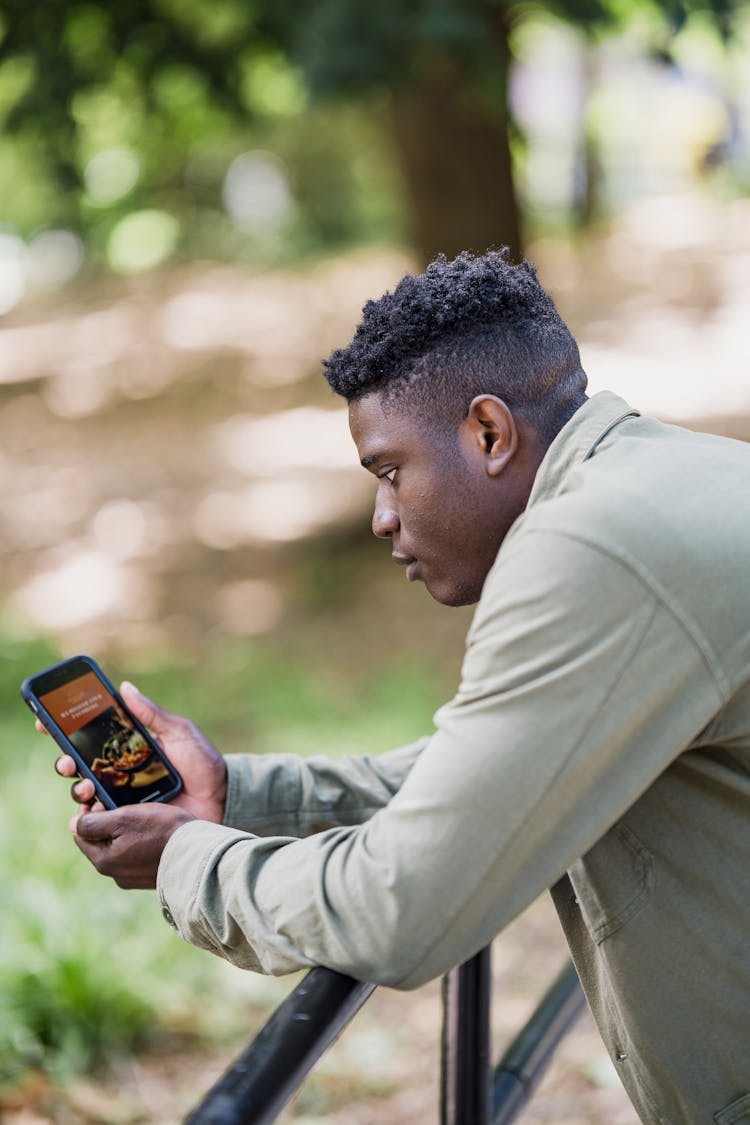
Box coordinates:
[379,468,397,484]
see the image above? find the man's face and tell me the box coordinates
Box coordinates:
[349,392,517,607]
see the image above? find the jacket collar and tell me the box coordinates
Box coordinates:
[527,391,641,509]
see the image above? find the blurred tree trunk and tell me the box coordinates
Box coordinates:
[572,40,603,229]
[388,28,521,266]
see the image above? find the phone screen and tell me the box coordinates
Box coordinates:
[36,664,180,806]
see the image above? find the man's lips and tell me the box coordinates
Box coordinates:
[393,553,419,581]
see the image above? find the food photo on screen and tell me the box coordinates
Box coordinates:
[40,672,170,803]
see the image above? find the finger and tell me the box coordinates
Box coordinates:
[120,681,176,736]
[68,797,105,825]
[69,807,92,832]
[71,778,96,804]
[55,754,78,778]
[36,719,49,735]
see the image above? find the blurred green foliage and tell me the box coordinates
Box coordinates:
[263,0,739,91]
[0,0,742,272]
[0,0,404,269]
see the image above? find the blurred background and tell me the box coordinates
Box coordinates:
[1,1,749,1122]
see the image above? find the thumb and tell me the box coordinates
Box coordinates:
[76,810,120,842]
[120,681,175,735]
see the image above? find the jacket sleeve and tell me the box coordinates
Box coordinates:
[221,740,428,837]
[157,529,724,988]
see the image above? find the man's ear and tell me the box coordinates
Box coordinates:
[465,395,518,477]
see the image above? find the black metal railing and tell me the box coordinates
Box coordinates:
[491,959,586,1124]
[184,969,375,1125]
[186,949,585,1125]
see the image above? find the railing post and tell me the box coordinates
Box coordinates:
[440,946,492,1125]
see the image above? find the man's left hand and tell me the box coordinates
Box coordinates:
[72,803,195,889]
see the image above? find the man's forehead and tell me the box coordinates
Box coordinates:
[348,390,384,429]
[349,392,412,454]
[349,391,385,435]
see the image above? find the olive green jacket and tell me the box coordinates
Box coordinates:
[158,391,750,1125]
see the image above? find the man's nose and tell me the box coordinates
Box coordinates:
[372,490,399,539]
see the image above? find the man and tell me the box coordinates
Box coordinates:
[53,250,750,1125]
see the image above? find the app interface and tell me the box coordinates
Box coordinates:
[40,671,171,803]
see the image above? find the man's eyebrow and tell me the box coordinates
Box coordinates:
[360,453,381,470]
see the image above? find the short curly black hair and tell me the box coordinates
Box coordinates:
[323,249,587,442]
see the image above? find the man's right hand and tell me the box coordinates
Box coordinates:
[50,682,228,826]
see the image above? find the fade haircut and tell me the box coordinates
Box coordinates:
[323,249,588,444]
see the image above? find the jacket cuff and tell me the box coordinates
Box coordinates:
[156,818,253,940]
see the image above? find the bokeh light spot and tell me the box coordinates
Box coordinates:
[222,151,295,233]
[106,210,179,274]
[27,230,84,289]
[0,234,26,314]
[15,550,132,630]
[84,147,140,205]
[92,499,149,560]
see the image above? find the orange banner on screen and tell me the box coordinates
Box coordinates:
[40,672,113,736]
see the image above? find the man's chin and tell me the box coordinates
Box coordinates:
[424,576,481,608]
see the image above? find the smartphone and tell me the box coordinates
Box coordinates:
[21,655,183,810]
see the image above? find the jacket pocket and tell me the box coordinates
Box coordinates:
[715,1094,750,1124]
[568,821,655,944]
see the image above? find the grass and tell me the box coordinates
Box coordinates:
[0,622,446,1097]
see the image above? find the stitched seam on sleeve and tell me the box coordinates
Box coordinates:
[222,759,243,826]
[246,801,405,823]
